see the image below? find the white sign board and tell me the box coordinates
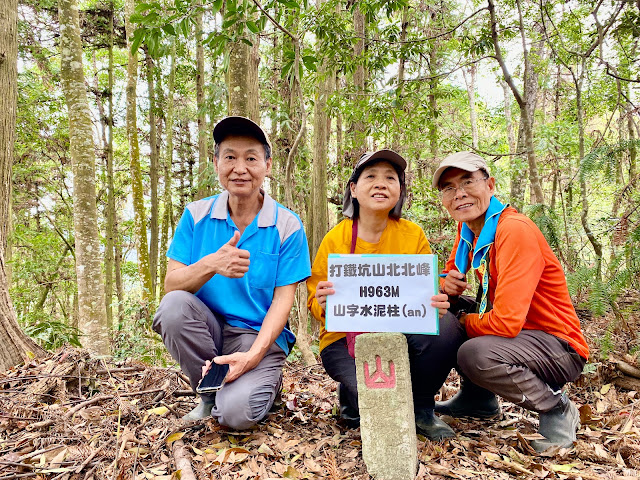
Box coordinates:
[325,254,439,334]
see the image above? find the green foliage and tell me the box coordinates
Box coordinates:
[24,320,82,350]
[112,300,167,364]
[525,203,562,252]
[598,325,615,359]
[580,140,640,181]
[568,236,639,320]
[581,362,599,375]
[13,0,640,365]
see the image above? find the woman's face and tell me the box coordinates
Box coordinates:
[350,161,401,218]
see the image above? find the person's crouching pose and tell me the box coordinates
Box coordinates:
[307,149,465,440]
[433,151,589,452]
[153,116,311,429]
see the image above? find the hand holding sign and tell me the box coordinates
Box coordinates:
[315,280,335,313]
[430,292,450,318]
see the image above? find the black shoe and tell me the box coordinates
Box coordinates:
[435,383,500,420]
[415,408,455,441]
[337,384,360,428]
[530,393,579,453]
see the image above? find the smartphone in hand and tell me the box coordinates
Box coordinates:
[196,362,229,394]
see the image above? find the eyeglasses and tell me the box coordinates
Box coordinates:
[439,176,488,200]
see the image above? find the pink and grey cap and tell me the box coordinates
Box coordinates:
[213,116,272,151]
[432,151,490,188]
[342,149,408,219]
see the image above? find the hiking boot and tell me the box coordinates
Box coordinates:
[415,408,455,441]
[530,393,579,453]
[435,381,501,420]
[182,398,215,421]
[337,384,360,428]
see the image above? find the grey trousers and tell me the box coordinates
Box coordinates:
[457,330,586,412]
[152,290,285,429]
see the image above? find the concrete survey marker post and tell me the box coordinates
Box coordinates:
[355,332,417,480]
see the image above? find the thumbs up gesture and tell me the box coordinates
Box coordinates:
[208,230,250,278]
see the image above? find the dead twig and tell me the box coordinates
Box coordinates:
[172,439,197,480]
[18,445,68,462]
[160,401,181,418]
[0,473,42,480]
[95,366,145,375]
[614,359,640,379]
[119,387,166,397]
[65,394,110,418]
[172,389,195,397]
[75,437,116,474]
[26,394,109,431]
[152,379,171,403]
[613,375,640,391]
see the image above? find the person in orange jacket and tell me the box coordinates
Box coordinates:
[433,151,589,452]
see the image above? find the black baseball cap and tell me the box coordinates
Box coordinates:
[212,116,272,151]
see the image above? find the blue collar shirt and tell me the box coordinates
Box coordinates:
[167,190,311,355]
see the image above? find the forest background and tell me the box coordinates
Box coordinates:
[0,0,639,370]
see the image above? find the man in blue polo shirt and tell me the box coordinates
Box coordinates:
[152,116,311,429]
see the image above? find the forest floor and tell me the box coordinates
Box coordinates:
[0,312,639,480]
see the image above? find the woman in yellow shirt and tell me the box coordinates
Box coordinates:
[307,149,465,440]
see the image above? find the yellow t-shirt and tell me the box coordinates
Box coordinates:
[307,218,432,352]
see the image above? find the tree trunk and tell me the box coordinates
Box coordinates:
[336,74,343,170]
[463,64,478,149]
[350,5,366,158]
[502,80,516,154]
[295,284,316,366]
[310,0,330,258]
[629,104,637,180]
[489,0,544,204]
[391,6,409,152]
[226,17,259,121]
[0,0,46,370]
[90,49,114,330]
[576,83,603,280]
[159,42,177,298]
[105,6,116,329]
[59,0,110,355]
[0,2,17,253]
[146,51,159,301]
[124,0,153,304]
[195,5,209,199]
[510,115,527,209]
[428,41,439,170]
[110,12,124,321]
[284,39,306,210]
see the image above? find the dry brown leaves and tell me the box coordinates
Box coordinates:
[0,326,638,480]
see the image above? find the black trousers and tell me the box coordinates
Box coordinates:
[320,312,465,412]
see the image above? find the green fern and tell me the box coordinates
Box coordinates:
[599,325,615,359]
[525,203,561,252]
[587,279,610,317]
[567,265,594,298]
[23,320,82,350]
[580,139,640,180]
